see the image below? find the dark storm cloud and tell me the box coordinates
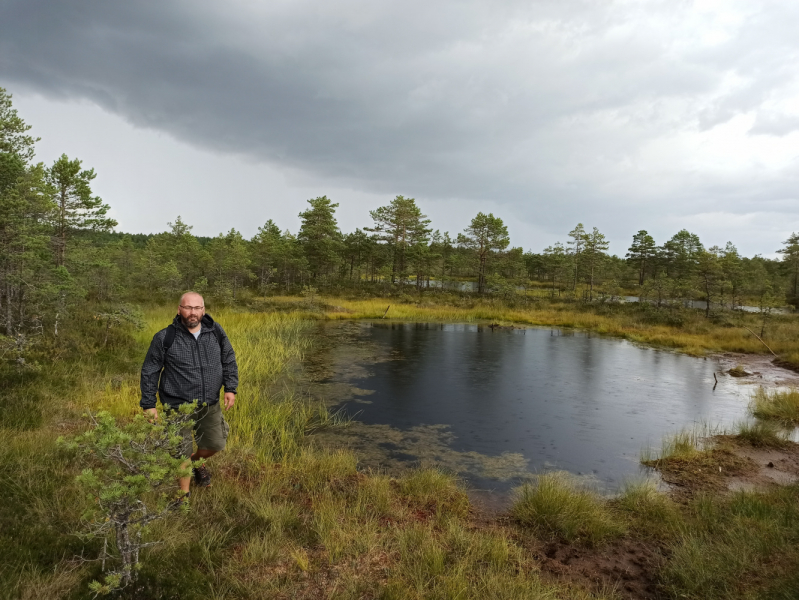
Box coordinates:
[1,0,798,244]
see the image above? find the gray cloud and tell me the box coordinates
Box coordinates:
[1,0,798,253]
[750,112,799,137]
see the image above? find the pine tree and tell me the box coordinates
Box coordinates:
[659,230,704,304]
[47,154,116,267]
[696,247,724,317]
[567,223,586,291]
[342,228,369,281]
[252,219,283,290]
[0,87,39,162]
[0,162,55,337]
[626,230,656,285]
[297,196,342,281]
[777,232,799,306]
[720,242,743,309]
[167,216,206,289]
[0,88,57,339]
[457,212,509,294]
[581,227,609,300]
[659,230,703,280]
[367,196,431,284]
[208,229,252,300]
[542,244,568,294]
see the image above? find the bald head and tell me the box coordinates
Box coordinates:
[179,292,204,307]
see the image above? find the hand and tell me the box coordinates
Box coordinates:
[224,392,236,410]
[145,407,158,422]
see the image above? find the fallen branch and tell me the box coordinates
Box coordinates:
[382,305,391,319]
[743,327,778,357]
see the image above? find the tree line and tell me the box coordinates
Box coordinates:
[2,86,798,357]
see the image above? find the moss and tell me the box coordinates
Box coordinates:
[644,446,754,491]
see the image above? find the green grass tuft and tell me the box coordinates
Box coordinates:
[734,420,791,448]
[398,468,471,518]
[616,480,682,539]
[511,472,626,545]
[750,387,799,426]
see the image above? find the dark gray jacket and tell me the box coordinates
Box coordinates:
[140,314,238,409]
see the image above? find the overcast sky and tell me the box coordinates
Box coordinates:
[1,0,798,257]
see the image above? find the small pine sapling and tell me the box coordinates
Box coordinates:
[58,404,197,595]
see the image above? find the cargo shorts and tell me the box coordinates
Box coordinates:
[169,401,229,458]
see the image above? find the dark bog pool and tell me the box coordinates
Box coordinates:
[309,322,750,494]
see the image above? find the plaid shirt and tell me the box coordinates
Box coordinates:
[140,313,238,409]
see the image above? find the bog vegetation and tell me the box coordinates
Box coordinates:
[3,87,799,598]
[6,303,798,599]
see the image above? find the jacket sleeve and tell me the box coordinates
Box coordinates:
[140,331,165,409]
[218,325,239,394]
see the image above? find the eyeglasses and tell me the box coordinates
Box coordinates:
[180,305,205,312]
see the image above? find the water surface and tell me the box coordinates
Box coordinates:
[309,322,751,494]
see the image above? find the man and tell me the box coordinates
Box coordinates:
[140,292,238,496]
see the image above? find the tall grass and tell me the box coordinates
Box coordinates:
[616,481,799,599]
[222,311,344,458]
[750,387,799,426]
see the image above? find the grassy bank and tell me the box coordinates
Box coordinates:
[4,306,799,599]
[638,418,799,599]
[259,295,799,364]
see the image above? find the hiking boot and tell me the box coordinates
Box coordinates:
[193,464,212,488]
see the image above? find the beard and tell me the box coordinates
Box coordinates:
[182,314,201,328]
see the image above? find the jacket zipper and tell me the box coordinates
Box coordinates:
[194,332,206,403]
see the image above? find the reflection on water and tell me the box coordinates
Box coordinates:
[308,322,751,494]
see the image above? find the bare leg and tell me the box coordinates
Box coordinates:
[179,460,191,494]
[178,449,219,493]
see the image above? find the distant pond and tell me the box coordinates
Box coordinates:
[304,321,751,499]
